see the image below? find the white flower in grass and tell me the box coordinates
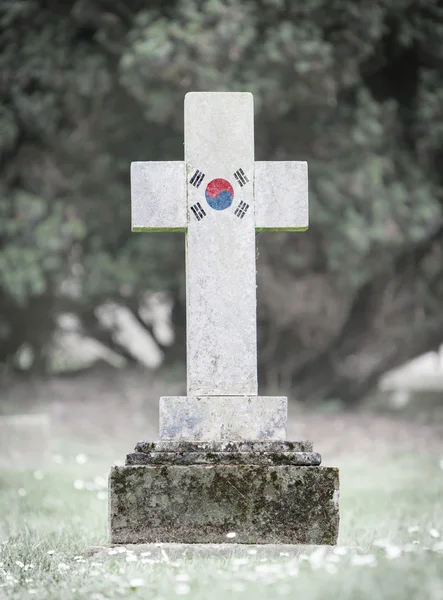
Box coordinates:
[429,529,441,539]
[403,543,419,553]
[351,554,376,567]
[285,562,299,578]
[175,583,190,595]
[33,471,44,480]
[17,489,27,497]
[407,525,420,533]
[47,550,55,556]
[226,532,236,539]
[255,563,283,574]
[108,549,118,555]
[326,554,340,563]
[117,547,127,553]
[57,563,70,571]
[231,558,249,566]
[373,539,390,548]
[126,554,137,562]
[76,453,88,465]
[15,561,24,568]
[94,476,107,489]
[129,578,145,589]
[161,548,170,562]
[325,563,338,575]
[309,547,327,567]
[140,551,151,557]
[385,545,402,559]
[73,480,84,490]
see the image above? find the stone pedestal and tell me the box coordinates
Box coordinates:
[159,396,287,441]
[109,441,339,545]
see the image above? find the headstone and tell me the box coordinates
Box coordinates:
[109,92,339,545]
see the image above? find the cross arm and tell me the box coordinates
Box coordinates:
[131,161,187,232]
[254,161,308,231]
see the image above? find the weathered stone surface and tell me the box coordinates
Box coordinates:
[126,451,321,466]
[131,161,186,231]
[109,465,339,545]
[159,396,287,441]
[185,92,257,395]
[135,440,314,453]
[131,92,309,399]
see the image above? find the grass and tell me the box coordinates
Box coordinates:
[1,450,443,599]
[0,370,442,599]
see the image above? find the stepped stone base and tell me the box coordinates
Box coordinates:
[159,396,287,441]
[109,442,339,545]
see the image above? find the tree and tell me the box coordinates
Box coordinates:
[0,0,442,402]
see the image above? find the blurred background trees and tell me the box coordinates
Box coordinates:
[1,0,442,403]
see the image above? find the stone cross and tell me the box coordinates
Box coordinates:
[131,92,308,441]
[111,92,338,547]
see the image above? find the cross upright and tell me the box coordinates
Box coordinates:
[131,92,308,441]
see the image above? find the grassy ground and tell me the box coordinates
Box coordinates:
[0,370,443,599]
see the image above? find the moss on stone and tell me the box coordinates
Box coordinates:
[109,464,339,545]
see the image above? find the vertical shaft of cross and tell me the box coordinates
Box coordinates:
[184,93,258,396]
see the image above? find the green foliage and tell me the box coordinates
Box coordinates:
[0,418,443,598]
[0,0,442,393]
[0,192,86,304]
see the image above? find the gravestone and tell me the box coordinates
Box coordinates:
[109,92,339,544]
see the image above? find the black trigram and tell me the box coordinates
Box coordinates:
[190,202,207,221]
[234,201,249,219]
[190,169,205,188]
[233,168,249,187]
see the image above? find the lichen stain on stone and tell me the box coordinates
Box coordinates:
[110,465,339,545]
